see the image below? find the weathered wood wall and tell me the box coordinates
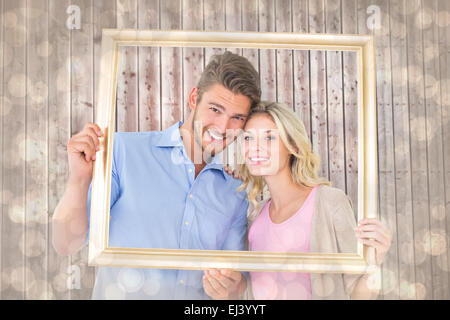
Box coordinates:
[0,0,448,300]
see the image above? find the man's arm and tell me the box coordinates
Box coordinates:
[52,122,103,256]
[52,176,91,256]
[52,146,121,256]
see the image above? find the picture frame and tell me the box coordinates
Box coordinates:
[88,29,377,274]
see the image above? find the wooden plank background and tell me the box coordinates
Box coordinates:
[0,0,449,300]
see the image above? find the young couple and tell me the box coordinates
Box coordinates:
[54,51,391,300]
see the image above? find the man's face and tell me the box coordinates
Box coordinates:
[189,83,252,157]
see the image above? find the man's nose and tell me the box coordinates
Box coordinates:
[215,117,230,136]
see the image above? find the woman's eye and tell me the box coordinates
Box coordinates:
[266,135,275,141]
[243,136,253,141]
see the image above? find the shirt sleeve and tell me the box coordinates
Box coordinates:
[332,193,365,297]
[84,134,121,245]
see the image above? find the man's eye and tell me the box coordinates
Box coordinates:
[210,107,220,113]
[233,116,245,121]
[243,136,253,141]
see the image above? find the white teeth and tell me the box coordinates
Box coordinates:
[209,130,223,140]
[249,157,269,162]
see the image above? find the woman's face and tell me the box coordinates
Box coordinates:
[242,113,292,177]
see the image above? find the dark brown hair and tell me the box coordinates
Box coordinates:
[196,51,261,109]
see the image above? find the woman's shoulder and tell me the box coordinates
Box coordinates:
[315,185,352,208]
[314,185,356,228]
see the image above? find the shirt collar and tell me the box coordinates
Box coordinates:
[206,152,227,179]
[154,121,184,147]
[155,121,228,179]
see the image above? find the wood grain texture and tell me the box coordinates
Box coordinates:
[138,0,160,130]
[275,0,294,108]
[258,0,276,102]
[241,0,259,69]
[406,0,433,300]
[389,0,416,299]
[94,0,116,124]
[423,0,448,300]
[341,0,359,220]
[117,0,138,132]
[292,0,311,136]
[204,0,225,68]
[182,0,203,122]
[0,0,4,299]
[2,0,27,299]
[309,0,329,180]
[160,0,182,129]
[325,0,346,193]
[25,0,49,300]
[225,0,242,55]
[48,0,72,300]
[182,0,204,124]
[69,0,95,300]
[438,0,450,290]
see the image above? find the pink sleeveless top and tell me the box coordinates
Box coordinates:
[248,185,318,300]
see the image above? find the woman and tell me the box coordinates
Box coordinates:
[227,101,391,300]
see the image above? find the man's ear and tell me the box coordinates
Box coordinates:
[188,87,199,111]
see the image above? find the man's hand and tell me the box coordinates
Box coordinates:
[67,122,104,183]
[202,269,247,300]
[355,218,392,266]
[224,164,243,181]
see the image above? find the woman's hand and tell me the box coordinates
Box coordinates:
[355,218,392,266]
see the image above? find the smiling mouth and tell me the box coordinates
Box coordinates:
[207,130,224,143]
[248,156,270,165]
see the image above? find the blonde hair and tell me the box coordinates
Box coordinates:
[237,101,331,209]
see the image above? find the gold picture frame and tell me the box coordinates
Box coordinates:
[88,29,377,274]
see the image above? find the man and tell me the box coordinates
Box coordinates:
[52,51,261,299]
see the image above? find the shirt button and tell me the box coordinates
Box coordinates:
[189,194,193,199]
[179,280,184,285]
[185,221,189,226]
[188,168,193,173]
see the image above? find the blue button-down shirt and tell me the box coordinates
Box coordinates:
[85,121,249,299]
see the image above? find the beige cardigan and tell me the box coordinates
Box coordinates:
[244,184,365,300]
